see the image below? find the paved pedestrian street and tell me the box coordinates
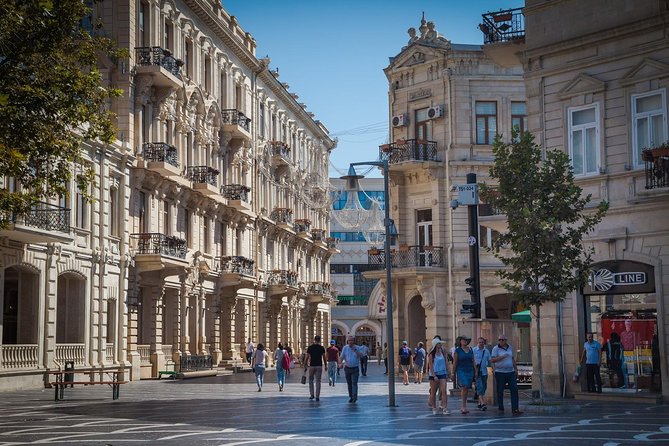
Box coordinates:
[0,364,667,446]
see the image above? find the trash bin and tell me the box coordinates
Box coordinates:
[64,361,75,387]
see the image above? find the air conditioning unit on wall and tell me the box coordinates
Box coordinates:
[427,105,444,119]
[392,114,408,127]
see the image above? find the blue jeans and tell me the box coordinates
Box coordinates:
[361,356,368,375]
[495,371,519,411]
[345,366,359,399]
[276,367,286,387]
[327,361,338,385]
[254,365,265,388]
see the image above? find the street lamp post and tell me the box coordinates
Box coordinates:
[343,160,396,407]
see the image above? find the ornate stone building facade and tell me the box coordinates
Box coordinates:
[482,0,667,400]
[0,0,336,389]
[367,16,527,356]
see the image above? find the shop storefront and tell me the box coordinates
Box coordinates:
[583,260,662,393]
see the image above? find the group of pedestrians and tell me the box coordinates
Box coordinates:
[247,334,524,416]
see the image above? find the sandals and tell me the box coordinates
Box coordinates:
[460,409,469,414]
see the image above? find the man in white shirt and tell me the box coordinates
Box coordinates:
[491,334,522,415]
[245,338,255,365]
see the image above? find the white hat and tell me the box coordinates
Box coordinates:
[431,335,445,350]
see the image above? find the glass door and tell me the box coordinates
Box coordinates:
[417,209,432,266]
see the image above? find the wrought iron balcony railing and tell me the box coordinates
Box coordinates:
[271,207,293,225]
[221,109,251,132]
[132,233,187,259]
[269,141,291,159]
[267,269,299,287]
[480,8,525,44]
[307,281,332,297]
[142,142,179,167]
[5,202,70,233]
[310,229,326,241]
[220,184,251,201]
[642,147,669,190]
[186,166,218,186]
[379,139,439,164]
[294,218,312,234]
[326,237,340,250]
[219,255,255,276]
[368,245,445,268]
[135,46,182,78]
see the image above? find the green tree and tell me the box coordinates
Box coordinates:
[481,131,608,403]
[0,0,124,225]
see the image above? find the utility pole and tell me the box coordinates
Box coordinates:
[466,173,481,318]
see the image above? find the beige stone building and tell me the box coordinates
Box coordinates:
[482,0,667,400]
[0,0,336,389]
[366,16,528,359]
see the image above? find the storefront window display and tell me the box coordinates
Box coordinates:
[583,260,661,393]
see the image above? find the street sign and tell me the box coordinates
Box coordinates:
[456,184,478,205]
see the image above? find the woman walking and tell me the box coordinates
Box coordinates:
[273,343,287,391]
[452,335,477,414]
[426,335,449,415]
[251,343,268,392]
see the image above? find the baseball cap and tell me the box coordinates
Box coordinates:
[330,340,336,345]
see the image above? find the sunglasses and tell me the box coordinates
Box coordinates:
[498,338,507,341]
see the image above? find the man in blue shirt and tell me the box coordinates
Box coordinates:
[581,332,603,393]
[491,334,522,415]
[341,336,363,403]
[359,341,370,376]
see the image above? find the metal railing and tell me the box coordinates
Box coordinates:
[326,237,340,250]
[267,269,299,287]
[221,109,251,133]
[55,343,86,365]
[142,142,179,167]
[368,245,445,268]
[219,255,255,276]
[131,233,187,259]
[271,207,293,225]
[105,344,114,363]
[379,139,439,164]
[220,184,250,202]
[180,354,213,372]
[294,218,312,234]
[186,166,218,186]
[135,46,182,78]
[311,229,326,241]
[269,141,291,159]
[5,202,71,233]
[642,148,669,190]
[1,344,39,369]
[480,8,525,44]
[307,281,332,298]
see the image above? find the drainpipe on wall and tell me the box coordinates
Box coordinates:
[445,68,456,345]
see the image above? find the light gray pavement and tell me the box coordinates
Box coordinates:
[0,362,667,445]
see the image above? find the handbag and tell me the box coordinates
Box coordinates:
[301,370,307,385]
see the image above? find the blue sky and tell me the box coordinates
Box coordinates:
[222,1,523,177]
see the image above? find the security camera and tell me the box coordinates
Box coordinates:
[450,199,459,210]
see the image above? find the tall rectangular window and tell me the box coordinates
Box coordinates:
[204,56,211,92]
[138,2,147,47]
[162,200,170,235]
[511,101,527,137]
[568,105,599,176]
[259,103,265,139]
[632,90,667,167]
[184,209,191,247]
[75,186,88,229]
[164,20,172,51]
[138,191,146,232]
[476,101,497,144]
[110,186,119,237]
[184,40,193,79]
[203,216,210,253]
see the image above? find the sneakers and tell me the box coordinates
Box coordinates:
[432,408,439,415]
[512,410,524,416]
[309,395,314,400]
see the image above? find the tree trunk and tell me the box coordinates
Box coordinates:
[535,303,545,404]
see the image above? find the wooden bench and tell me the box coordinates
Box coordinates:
[46,369,127,401]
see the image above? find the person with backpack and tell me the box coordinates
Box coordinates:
[399,341,413,385]
[413,342,426,384]
[326,339,341,386]
[273,343,290,392]
[604,332,624,388]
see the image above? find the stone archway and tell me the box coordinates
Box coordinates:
[407,295,426,349]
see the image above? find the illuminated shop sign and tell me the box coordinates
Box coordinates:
[583,260,655,295]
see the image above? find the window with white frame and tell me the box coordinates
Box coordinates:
[568,105,599,176]
[632,90,667,167]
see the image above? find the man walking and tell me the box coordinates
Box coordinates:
[473,337,490,411]
[491,334,523,415]
[326,339,340,386]
[341,336,363,403]
[399,341,413,385]
[359,341,370,376]
[306,335,326,401]
[581,332,603,393]
[245,338,255,366]
[413,342,426,384]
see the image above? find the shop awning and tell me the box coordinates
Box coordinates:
[511,309,531,323]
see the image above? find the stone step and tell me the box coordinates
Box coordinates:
[573,391,663,404]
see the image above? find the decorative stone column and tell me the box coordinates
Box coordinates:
[210,295,222,365]
[149,284,165,377]
[220,296,238,360]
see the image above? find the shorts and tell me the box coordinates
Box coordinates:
[413,363,424,373]
[429,374,448,381]
[401,364,411,372]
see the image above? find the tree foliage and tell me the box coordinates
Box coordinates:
[0,0,124,223]
[481,131,608,305]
